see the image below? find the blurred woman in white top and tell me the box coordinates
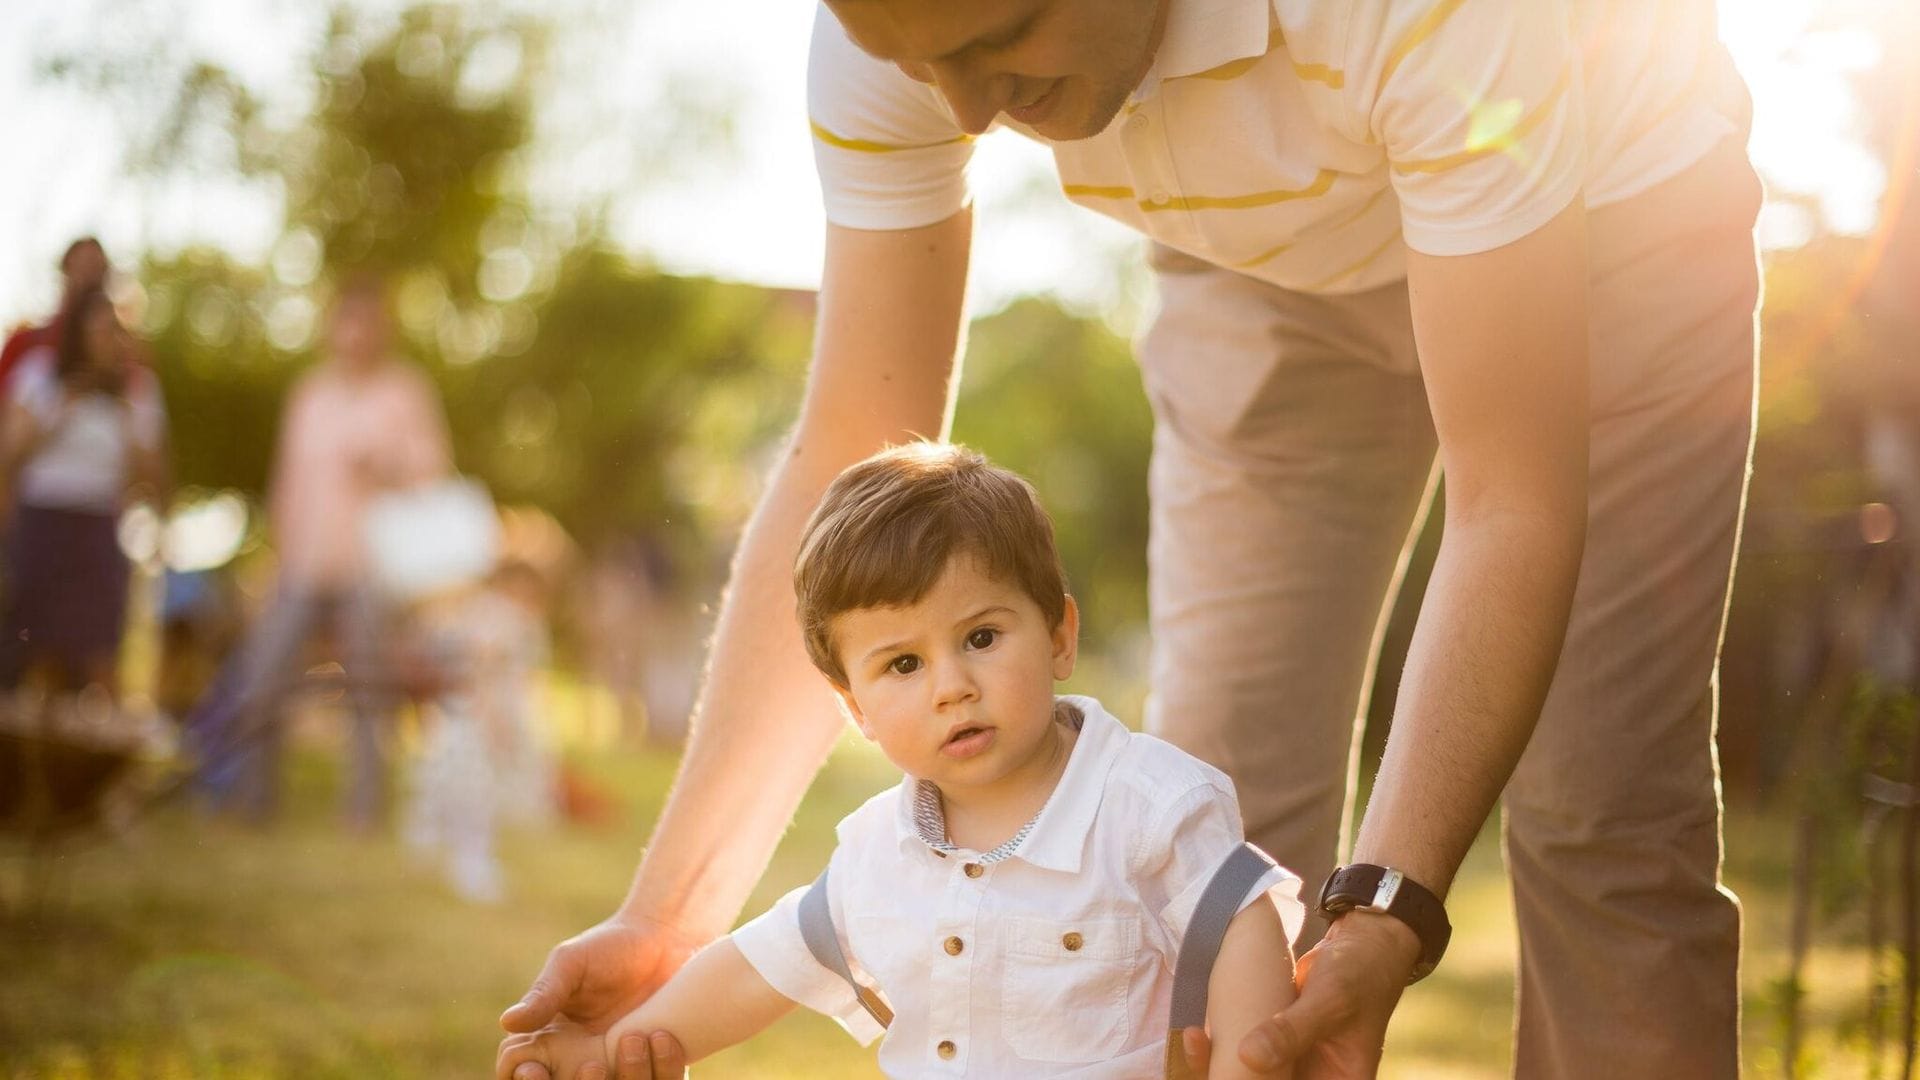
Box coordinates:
[0,285,169,697]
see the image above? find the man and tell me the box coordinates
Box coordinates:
[506,0,1761,1076]
[0,237,110,398]
[225,275,451,828]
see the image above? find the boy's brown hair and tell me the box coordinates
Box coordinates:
[795,442,1069,687]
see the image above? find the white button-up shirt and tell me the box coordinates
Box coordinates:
[808,0,1747,293]
[732,696,1305,1078]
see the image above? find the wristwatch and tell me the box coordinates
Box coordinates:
[1316,864,1452,983]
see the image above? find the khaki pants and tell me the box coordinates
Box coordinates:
[1137,134,1762,1079]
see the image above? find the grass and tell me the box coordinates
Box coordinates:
[0,707,1903,1079]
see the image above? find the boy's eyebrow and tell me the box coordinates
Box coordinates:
[856,605,1018,666]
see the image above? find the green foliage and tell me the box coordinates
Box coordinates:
[954,298,1155,650]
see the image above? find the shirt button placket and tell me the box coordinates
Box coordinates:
[931,854,983,1071]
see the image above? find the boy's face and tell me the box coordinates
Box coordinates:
[829,555,1078,800]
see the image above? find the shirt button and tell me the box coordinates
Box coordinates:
[1127,112,1148,133]
[1062,931,1085,952]
[963,863,983,878]
[1148,189,1172,207]
[937,1039,957,1059]
[944,935,965,956]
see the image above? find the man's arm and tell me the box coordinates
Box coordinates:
[502,208,974,1043]
[1237,198,1591,1075]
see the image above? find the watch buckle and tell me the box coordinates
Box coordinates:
[1360,868,1403,914]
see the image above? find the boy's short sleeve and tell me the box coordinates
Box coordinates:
[1140,781,1307,950]
[730,850,886,1047]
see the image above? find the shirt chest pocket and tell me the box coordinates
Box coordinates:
[999,915,1142,1062]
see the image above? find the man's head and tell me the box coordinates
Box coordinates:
[60,238,109,302]
[796,442,1071,688]
[825,0,1168,139]
[326,272,393,370]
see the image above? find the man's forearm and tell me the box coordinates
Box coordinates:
[1351,504,1585,897]
[615,211,972,941]
[619,447,861,938]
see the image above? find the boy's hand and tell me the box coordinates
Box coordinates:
[496,1019,607,1080]
[497,1028,690,1080]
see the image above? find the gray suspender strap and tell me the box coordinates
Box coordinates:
[1163,843,1278,1079]
[799,867,894,1029]
[1170,842,1278,1028]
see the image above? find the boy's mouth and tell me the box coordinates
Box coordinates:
[941,724,997,759]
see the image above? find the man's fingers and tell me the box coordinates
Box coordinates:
[1239,987,1347,1073]
[649,1031,689,1079]
[1181,1026,1212,1072]
[502,952,577,1033]
[614,1034,650,1080]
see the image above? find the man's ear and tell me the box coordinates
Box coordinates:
[1052,595,1080,681]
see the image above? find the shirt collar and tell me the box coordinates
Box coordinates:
[1131,0,1275,100]
[893,694,1128,874]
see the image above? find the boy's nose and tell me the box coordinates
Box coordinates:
[932,663,981,707]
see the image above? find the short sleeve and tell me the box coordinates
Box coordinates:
[1140,782,1306,949]
[1348,0,1585,256]
[729,851,886,1047]
[807,3,976,231]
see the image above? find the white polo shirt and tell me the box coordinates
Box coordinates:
[732,696,1305,1078]
[809,0,1747,293]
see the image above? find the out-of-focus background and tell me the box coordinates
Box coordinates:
[0,1,1916,1077]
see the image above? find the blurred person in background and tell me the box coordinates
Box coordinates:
[0,284,169,699]
[224,273,450,829]
[0,237,111,405]
[404,557,559,903]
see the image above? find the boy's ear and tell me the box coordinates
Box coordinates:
[1052,594,1080,681]
[833,681,874,737]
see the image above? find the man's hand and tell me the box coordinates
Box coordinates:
[500,912,706,1039]
[1182,913,1420,1077]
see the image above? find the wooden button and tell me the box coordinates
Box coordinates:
[963,863,983,878]
[1062,931,1084,952]
[943,935,965,956]
[937,1040,957,1059]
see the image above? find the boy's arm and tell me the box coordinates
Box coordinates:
[1202,896,1297,1080]
[600,937,795,1064]
[498,938,795,1080]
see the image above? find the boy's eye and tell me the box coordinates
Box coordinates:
[889,655,922,675]
[967,627,997,650]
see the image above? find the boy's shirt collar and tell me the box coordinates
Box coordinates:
[894,694,1128,874]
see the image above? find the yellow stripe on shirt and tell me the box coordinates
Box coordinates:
[1390,64,1572,175]
[1176,28,1345,89]
[1234,184,1393,269]
[1378,0,1469,91]
[1304,229,1403,292]
[1063,170,1338,213]
[810,120,974,154]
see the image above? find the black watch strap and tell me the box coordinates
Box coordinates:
[1317,864,1452,983]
